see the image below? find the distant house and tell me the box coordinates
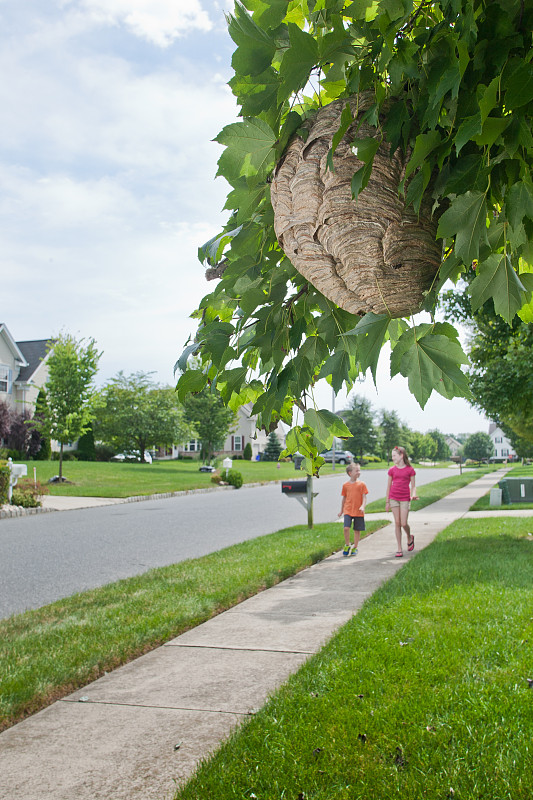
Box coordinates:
[0,324,52,415]
[444,435,462,457]
[488,422,516,461]
[167,403,288,461]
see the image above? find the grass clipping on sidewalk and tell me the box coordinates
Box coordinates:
[175,518,533,800]
[0,519,386,732]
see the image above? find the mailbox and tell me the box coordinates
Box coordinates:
[281,480,308,494]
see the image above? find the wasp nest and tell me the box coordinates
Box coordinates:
[270,93,443,318]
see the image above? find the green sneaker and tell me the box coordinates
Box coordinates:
[350,545,358,556]
[342,544,350,557]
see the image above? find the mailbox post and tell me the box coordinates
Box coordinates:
[7,458,28,503]
[281,476,317,529]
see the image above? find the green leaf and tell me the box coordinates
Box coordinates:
[478,77,500,123]
[350,136,380,163]
[345,312,389,382]
[470,253,529,323]
[198,226,243,266]
[174,342,201,375]
[224,180,268,224]
[299,335,329,365]
[404,131,442,180]
[506,181,533,231]
[437,191,489,264]
[229,2,276,76]
[472,116,511,148]
[278,23,319,104]
[216,118,277,182]
[504,61,533,110]
[390,328,470,408]
[318,350,352,393]
[331,102,354,155]
[351,161,373,200]
[454,113,482,155]
[304,408,352,449]
[176,370,207,403]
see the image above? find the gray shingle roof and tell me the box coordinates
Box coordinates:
[16,340,51,382]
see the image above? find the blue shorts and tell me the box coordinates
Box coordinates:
[344,515,365,531]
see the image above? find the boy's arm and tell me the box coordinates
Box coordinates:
[360,484,368,513]
[338,494,346,517]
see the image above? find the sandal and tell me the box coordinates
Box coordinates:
[395,551,403,558]
[408,535,415,552]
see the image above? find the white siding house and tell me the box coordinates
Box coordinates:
[488,422,516,461]
[0,324,52,415]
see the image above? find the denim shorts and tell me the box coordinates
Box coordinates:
[343,515,366,530]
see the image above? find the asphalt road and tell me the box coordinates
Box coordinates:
[0,467,455,619]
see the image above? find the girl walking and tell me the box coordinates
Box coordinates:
[385,446,418,558]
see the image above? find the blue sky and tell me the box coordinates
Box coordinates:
[1,0,488,435]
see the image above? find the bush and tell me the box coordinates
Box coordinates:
[0,460,9,505]
[10,479,48,508]
[210,472,223,485]
[243,442,253,461]
[94,444,116,462]
[226,469,243,489]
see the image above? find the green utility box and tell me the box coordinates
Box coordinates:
[498,477,533,504]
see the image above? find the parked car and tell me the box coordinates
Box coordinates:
[320,449,354,464]
[111,451,153,464]
[198,464,215,472]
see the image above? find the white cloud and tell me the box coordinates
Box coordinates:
[78,0,213,45]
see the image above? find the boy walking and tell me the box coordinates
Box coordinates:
[338,462,368,556]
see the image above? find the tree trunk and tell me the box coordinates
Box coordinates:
[59,443,64,481]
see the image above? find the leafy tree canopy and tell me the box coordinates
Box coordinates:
[38,334,101,478]
[178,0,533,474]
[95,372,194,462]
[183,388,237,463]
[463,430,494,462]
[342,394,379,460]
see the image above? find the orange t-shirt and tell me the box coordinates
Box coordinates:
[341,480,368,517]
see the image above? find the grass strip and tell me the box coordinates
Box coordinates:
[366,466,496,513]
[0,519,386,732]
[175,517,533,800]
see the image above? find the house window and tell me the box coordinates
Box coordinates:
[501,449,509,457]
[0,365,12,394]
[233,435,243,451]
[494,436,503,443]
[184,439,201,452]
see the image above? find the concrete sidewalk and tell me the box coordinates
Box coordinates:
[0,469,522,800]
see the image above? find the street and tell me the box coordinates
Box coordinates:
[0,467,455,619]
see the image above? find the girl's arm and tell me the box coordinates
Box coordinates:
[410,474,418,501]
[385,476,392,509]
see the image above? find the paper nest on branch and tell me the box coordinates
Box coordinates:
[270,93,443,318]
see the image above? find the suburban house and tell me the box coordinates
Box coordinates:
[167,403,288,461]
[444,435,463,457]
[0,324,52,415]
[488,422,516,461]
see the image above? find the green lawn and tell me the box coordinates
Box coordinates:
[174,516,533,800]
[0,518,387,732]
[20,458,455,499]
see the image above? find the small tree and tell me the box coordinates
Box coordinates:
[263,431,282,462]
[243,441,253,461]
[463,432,494,464]
[77,423,96,461]
[343,395,378,462]
[378,410,403,463]
[95,372,194,461]
[183,388,237,463]
[0,399,11,445]
[30,388,51,460]
[427,429,451,462]
[37,334,101,479]
[6,409,31,457]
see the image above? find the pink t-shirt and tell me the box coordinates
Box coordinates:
[388,465,416,501]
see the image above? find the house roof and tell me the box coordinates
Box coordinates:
[0,323,28,367]
[15,340,51,382]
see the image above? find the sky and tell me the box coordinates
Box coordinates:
[1,0,489,437]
